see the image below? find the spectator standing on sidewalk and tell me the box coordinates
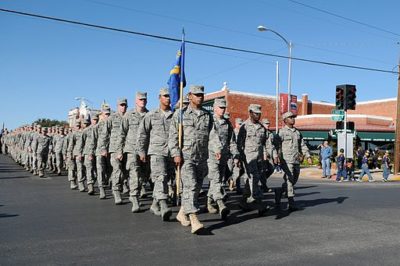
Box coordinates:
[382,150,391,182]
[321,141,332,179]
[335,149,347,182]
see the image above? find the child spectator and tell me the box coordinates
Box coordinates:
[336,149,347,182]
[346,158,355,181]
[357,150,375,182]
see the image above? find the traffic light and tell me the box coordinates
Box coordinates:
[336,121,355,131]
[336,84,357,110]
[335,86,344,109]
[345,85,356,110]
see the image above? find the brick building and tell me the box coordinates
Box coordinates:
[204,83,396,151]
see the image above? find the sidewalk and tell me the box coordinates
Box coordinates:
[300,166,400,182]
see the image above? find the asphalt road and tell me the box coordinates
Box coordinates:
[1,153,400,265]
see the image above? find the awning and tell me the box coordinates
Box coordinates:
[300,130,328,140]
[356,132,394,142]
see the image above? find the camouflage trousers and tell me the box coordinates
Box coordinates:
[75,156,85,183]
[31,152,38,171]
[67,156,76,182]
[281,162,300,198]
[109,153,122,191]
[181,159,208,214]
[150,155,174,201]
[37,152,48,175]
[96,155,110,188]
[124,153,143,198]
[55,152,63,172]
[260,160,274,188]
[207,154,228,201]
[84,154,96,185]
[243,157,263,201]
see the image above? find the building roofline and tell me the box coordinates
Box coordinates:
[296,114,393,121]
[207,89,396,106]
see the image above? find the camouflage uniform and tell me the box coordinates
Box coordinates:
[137,107,173,201]
[169,98,221,215]
[120,106,148,200]
[36,128,52,177]
[98,99,126,203]
[278,115,310,199]
[54,130,66,175]
[96,109,111,192]
[237,104,269,214]
[31,128,40,174]
[207,99,238,218]
[83,119,98,187]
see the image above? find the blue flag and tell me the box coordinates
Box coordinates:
[168,41,186,111]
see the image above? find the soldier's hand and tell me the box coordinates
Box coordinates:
[116,153,123,161]
[88,155,93,161]
[273,157,279,165]
[101,151,107,157]
[139,155,146,163]
[215,153,221,160]
[307,157,313,165]
[234,158,240,167]
[174,156,182,167]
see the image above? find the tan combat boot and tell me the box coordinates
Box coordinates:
[113,190,123,205]
[87,184,94,195]
[78,182,86,192]
[189,214,204,234]
[99,187,106,199]
[207,197,218,214]
[217,200,230,220]
[70,180,78,190]
[176,207,190,227]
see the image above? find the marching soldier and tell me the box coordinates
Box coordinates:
[206,98,238,220]
[276,111,312,211]
[237,104,269,215]
[169,85,222,234]
[83,113,99,195]
[119,92,149,212]
[96,104,111,199]
[31,125,41,175]
[137,88,174,221]
[99,98,127,205]
[54,127,66,175]
[36,127,52,178]
[67,121,82,190]
[261,118,278,193]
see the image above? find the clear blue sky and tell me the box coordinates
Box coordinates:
[1,0,399,129]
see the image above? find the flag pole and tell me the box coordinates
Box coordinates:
[176,28,185,206]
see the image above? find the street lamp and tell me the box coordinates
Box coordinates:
[257,25,292,113]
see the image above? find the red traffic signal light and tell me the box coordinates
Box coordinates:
[336,84,357,111]
[345,85,356,110]
[335,87,344,109]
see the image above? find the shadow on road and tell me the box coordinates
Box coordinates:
[275,196,349,220]
[0,213,19,218]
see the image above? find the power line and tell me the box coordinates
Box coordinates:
[0,7,398,75]
[288,0,400,38]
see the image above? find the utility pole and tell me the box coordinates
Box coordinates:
[394,63,400,174]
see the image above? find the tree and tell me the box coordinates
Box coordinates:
[33,118,68,128]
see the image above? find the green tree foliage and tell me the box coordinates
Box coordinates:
[33,118,68,128]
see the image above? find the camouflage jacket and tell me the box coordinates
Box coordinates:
[137,108,173,157]
[277,125,310,164]
[120,109,148,154]
[169,105,221,161]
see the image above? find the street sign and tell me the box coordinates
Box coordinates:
[332,109,344,115]
[332,115,344,121]
[331,109,344,121]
